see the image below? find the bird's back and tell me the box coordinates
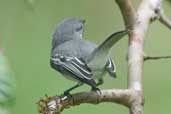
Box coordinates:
[51,39,97,60]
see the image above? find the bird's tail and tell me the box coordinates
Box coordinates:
[87,30,128,68]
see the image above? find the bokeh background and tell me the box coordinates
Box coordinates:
[0,0,171,114]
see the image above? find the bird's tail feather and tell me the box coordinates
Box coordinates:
[96,30,129,51]
[87,29,128,67]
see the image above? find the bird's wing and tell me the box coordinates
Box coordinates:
[50,54,96,87]
[86,30,128,68]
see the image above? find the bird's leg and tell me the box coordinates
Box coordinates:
[96,78,104,86]
[91,79,103,95]
[64,82,83,96]
[91,86,101,95]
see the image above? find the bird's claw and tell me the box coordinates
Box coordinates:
[91,87,101,95]
[63,91,71,96]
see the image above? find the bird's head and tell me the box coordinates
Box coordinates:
[52,18,85,47]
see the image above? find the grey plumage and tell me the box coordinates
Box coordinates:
[50,18,128,95]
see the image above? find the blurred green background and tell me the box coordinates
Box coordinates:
[0,0,171,114]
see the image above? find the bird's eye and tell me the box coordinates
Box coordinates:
[75,25,82,31]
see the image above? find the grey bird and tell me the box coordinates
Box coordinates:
[50,18,128,95]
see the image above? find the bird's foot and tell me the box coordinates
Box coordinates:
[91,87,101,95]
[63,91,71,96]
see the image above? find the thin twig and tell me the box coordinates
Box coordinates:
[144,55,171,61]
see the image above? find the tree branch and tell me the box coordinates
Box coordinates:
[37,89,135,114]
[155,5,171,30]
[159,12,171,30]
[116,0,164,114]
[115,0,136,29]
